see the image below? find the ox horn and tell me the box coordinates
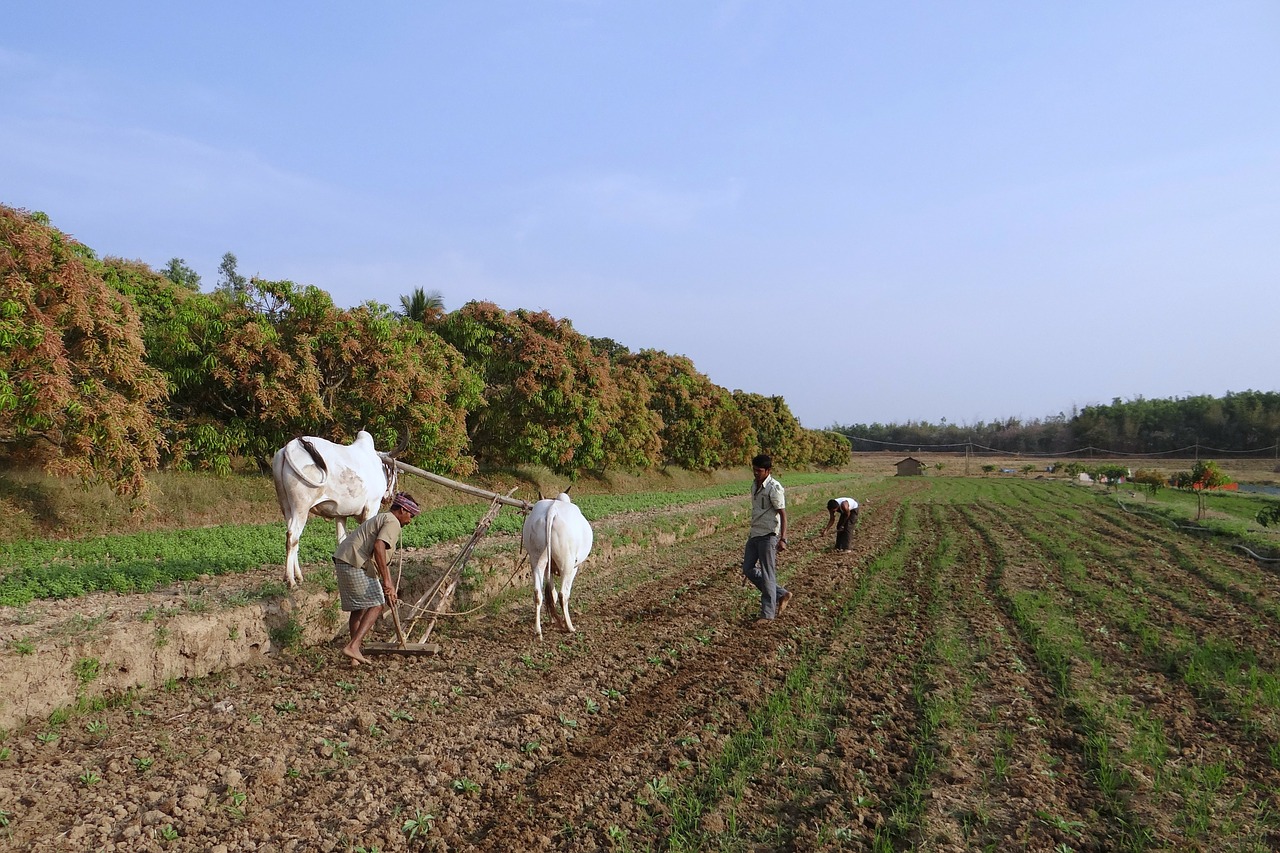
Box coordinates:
[387,430,410,459]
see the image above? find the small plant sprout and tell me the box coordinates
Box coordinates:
[452,777,480,794]
[584,697,600,714]
[494,760,513,772]
[401,807,435,841]
[159,825,179,841]
[321,738,350,760]
[223,789,248,819]
[132,756,155,772]
[85,720,108,736]
[641,776,673,804]
[559,714,578,729]
[79,770,101,786]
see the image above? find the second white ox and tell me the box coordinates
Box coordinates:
[271,431,400,588]
[522,493,594,639]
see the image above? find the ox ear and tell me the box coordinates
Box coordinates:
[565,484,572,495]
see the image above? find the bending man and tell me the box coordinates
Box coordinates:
[333,491,421,665]
[822,497,859,551]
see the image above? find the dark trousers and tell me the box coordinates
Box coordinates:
[835,510,858,551]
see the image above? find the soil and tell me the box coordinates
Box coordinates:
[2,476,1280,851]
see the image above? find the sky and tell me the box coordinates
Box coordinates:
[3,2,1277,430]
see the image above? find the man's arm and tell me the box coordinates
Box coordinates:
[821,509,835,534]
[778,508,788,550]
[371,539,398,605]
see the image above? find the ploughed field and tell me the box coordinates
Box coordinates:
[4,476,1280,851]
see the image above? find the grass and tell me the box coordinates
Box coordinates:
[0,469,860,606]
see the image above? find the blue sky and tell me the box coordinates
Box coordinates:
[3,2,1277,430]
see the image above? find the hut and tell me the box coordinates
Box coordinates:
[895,457,926,477]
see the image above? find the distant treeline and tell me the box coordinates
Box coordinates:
[0,205,849,497]
[835,391,1280,457]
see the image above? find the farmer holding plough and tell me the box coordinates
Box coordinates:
[332,491,421,665]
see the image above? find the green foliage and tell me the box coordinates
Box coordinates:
[268,617,304,650]
[838,391,1280,455]
[215,252,247,296]
[160,258,201,291]
[72,657,101,685]
[1131,469,1166,496]
[624,349,752,470]
[1092,464,1130,490]
[1174,460,1230,520]
[110,266,482,474]
[1257,504,1280,528]
[732,391,799,461]
[398,287,444,324]
[401,807,435,841]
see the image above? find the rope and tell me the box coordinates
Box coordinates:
[399,553,528,618]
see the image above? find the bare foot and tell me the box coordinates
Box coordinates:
[341,647,370,666]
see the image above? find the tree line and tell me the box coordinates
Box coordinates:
[0,205,850,497]
[835,391,1280,457]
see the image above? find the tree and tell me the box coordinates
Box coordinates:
[399,287,445,324]
[437,301,646,474]
[624,349,754,471]
[732,391,802,464]
[0,206,166,497]
[216,251,247,296]
[1131,469,1166,497]
[161,257,201,291]
[1092,464,1130,491]
[1174,460,1230,520]
[1257,504,1280,527]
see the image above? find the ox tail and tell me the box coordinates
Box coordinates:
[297,437,328,473]
[277,436,330,489]
[544,500,561,577]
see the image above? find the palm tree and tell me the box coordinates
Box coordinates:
[399,287,445,324]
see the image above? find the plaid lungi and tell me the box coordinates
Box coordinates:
[334,559,385,612]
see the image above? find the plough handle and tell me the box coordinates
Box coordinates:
[385,458,532,511]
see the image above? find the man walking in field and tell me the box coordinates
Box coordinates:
[333,491,421,665]
[742,454,791,626]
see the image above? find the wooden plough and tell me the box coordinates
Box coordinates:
[363,460,533,657]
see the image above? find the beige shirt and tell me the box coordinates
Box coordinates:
[334,512,402,576]
[749,476,786,537]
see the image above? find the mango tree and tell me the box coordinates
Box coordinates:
[0,207,165,497]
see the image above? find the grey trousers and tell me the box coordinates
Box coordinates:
[742,534,788,619]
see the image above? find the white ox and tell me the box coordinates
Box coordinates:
[271,431,402,588]
[522,493,594,639]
